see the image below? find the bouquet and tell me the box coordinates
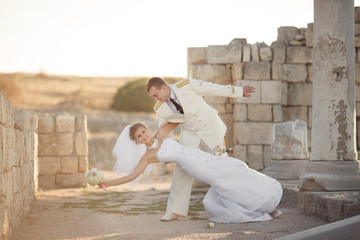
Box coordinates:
[84,168,104,186]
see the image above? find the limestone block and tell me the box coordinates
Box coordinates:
[233,104,247,121]
[263,159,309,180]
[263,145,271,167]
[13,167,21,194]
[225,103,233,113]
[357,103,360,117]
[6,100,14,128]
[75,132,88,156]
[305,23,313,47]
[271,119,309,160]
[0,126,6,173]
[187,47,207,65]
[38,175,56,189]
[308,106,312,128]
[38,133,74,156]
[236,80,261,104]
[272,44,286,63]
[14,130,24,167]
[259,46,272,62]
[56,173,87,188]
[188,64,232,84]
[261,80,283,104]
[5,169,13,206]
[244,62,271,80]
[75,115,87,132]
[356,36,360,48]
[272,63,307,83]
[248,104,272,122]
[14,109,33,131]
[282,106,308,123]
[307,65,313,83]
[229,38,247,45]
[38,157,61,175]
[288,83,313,106]
[286,47,313,64]
[61,156,78,174]
[234,122,272,145]
[357,84,360,102]
[221,113,234,148]
[56,114,75,133]
[250,44,260,62]
[23,132,32,163]
[243,45,251,62]
[0,93,6,125]
[4,128,15,172]
[273,105,283,122]
[358,49,360,63]
[282,82,288,105]
[356,7,360,23]
[38,114,54,133]
[277,26,299,41]
[78,156,88,172]
[0,174,5,197]
[289,40,304,46]
[231,63,243,80]
[233,145,247,163]
[207,45,242,64]
[248,145,264,170]
[356,63,360,84]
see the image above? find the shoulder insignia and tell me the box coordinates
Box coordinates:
[175,78,190,88]
[154,101,162,111]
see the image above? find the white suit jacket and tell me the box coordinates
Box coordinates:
[154,78,244,150]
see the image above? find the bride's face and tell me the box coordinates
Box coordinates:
[133,127,151,144]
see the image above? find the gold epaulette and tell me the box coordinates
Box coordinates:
[175,78,190,88]
[154,101,162,111]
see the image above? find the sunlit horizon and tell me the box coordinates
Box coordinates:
[0,0,358,78]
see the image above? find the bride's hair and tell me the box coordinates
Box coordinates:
[129,122,148,141]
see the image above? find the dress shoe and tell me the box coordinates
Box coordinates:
[160,212,179,221]
[272,210,282,218]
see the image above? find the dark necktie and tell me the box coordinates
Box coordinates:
[169,98,184,114]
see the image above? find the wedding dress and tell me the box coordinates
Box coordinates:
[157,138,283,223]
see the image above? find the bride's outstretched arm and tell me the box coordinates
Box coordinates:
[100,154,154,187]
[154,122,179,138]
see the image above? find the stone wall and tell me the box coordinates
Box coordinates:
[0,93,38,240]
[187,7,360,171]
[37,113,88,189]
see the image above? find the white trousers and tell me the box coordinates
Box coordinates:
[165,130,226,217]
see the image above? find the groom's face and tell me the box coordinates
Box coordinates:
[148,85,170,102]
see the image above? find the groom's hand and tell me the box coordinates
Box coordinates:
[243,85,255,97]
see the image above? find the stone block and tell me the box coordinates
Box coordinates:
[56,173,87,188]
[56,114,75,133]
[261,80,283,104]
[282,106,308,123]
[229,38,247,45]
[5,170,13,206]
[231,63,243,80]
[75,115,87,132]
[243,45,251,62]
[234,122,273,145]
[78,156,88,173]
[288,83,313,106]
[273,105,283,122]
[248,104,272,122]
[259,46,272,62]
[4,128,15,172]
[248,145,263,170]
[277,26,299,41]
[221,113,234,148]
[236,80,261,104]
[0,174,5,197]
[356,36,360,48]
[307,65,313,83]
[38,157,61,175]
[356,7,360,23]
[14,130,24,167]
[272,44,286,63]
[286,47,313,64]
[305,23,313,47]
[38,114,54,133]
[225,103,233,113]
[233,104,247,121]
[188,64,232,84]
[207,45,242,64]
[38,133,74,156]
[271,119,309,160]
[282,82,288,105]
[263,159,309,180]
[5,100,14,128]
[0,93,6,125]
[75,132,88,155]
[357,84,360,102]
[357,103,360,117]
[233,145,247,163]
[38,175,56,189]
[272,63,307,83]
[355,63,360,84]
[14,109,33,131]
[251,44,260,62]
[263,145,271,167]
[244,62,271,80]
[187,47,207,65]
[61,156,79,174]
[308,106,312,128]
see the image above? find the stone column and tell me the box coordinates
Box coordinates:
[299,0,360,190]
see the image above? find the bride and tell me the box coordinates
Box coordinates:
[100,122,283,223]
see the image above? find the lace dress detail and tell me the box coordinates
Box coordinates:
[157,138,283,223]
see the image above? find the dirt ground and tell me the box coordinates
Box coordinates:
[13,170,328,240]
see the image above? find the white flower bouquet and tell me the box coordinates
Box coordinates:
[84,168,104,186]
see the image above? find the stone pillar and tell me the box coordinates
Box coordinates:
[299,0,360,190]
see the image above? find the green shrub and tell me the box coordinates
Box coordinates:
[111,77,182,112]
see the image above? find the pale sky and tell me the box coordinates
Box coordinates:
[0,0,357,77]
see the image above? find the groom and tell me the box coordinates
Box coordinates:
[147,77,255,221]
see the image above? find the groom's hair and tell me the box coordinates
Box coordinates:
[147,77,167,92]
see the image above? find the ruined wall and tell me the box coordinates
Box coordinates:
[0,93,38,240]
[187,7,360,171]
[37,113,88,189]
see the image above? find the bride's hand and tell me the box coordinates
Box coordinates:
[98,182,107,189]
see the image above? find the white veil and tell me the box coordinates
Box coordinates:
[112,125,152,186]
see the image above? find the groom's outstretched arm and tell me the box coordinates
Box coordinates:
[155,122,179,139]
